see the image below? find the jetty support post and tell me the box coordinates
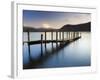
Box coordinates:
[69,32,70,40]
[27,31,31,60]
[67,32,69,40]
[41,34,43,56]
[62,31,64,43]
[27,31,30,41]
[45,32,47,49]
[78,32,79,37]
[66,32,67,40]
[56,31,58,48]
[71,32,73,39]
[59,31,61,40]
[51,31,53,48]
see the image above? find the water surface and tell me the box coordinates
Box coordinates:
[23,32,91,69]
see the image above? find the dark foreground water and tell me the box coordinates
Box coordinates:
[23,32,91,69]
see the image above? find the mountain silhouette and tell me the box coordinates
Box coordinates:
[60,22,91,31]
[23,22,91,32]
[23,27,57,32]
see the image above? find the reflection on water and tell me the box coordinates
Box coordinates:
[23,32,91,69]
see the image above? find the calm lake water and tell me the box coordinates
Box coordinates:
[23,32,91,69]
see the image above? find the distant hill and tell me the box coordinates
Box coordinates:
[23,27,36,32]
[23,27,57,32]
[23,22,91,32]
[60,22,91,31]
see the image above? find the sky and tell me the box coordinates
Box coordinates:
[23,10,91,29]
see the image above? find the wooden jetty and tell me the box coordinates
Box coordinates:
[23,31,82,69]
[23,31,81,60]
[23,31,81,45]
[23,38,80,45]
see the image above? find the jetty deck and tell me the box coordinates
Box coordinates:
[23,37,81,45]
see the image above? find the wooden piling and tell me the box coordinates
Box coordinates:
[70,32,72,39]
[63,32,64,41]
[51,31,53,41]
[51,31,53,48]
[66,32,67,40]
[72,32,73,39]
[62,32,64,41]
[27,31,30,41]
[70,32,71,39]
[56,31,58,48]
[27,31,31,59]
[59,32,61,40]
[45,32,47,48]
[73,32,74,39]
[41,34,43,56]
[45,32,46,41]
[75,32,76,38]
[61,31,64,44]
[68,32,70,40]
[67,32,69,40]
[76,32,78,37]
[56,31,58,42]
[76,32,77,38]
[69,32,70,39]
[77,32,78,37]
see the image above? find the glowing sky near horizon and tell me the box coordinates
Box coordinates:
[23,10,91,29]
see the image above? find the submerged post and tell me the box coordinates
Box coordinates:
[59,31,61,40]
[45,32,47,41]
[45,31,47,48]
[56,31,58,42]
[41,34,43,56]
[69,32,70,40]
[71,32,73,39]
[67,32,69,40]
[27,31,31,60]
[66,32,68,40]
[62,32,64,41]
[63,32,65,41]
[77,32,79,37]
[76,32,78,37]
[70,32,72,39]
[51,31,53,48]
[51,31,53,41]
[56,31,58,48]
[27,31,30,41]
[66,32,67,40]
[76,32,77,38]
[75,32,76,38]
[73,32,74,39]
[61,31,64,44]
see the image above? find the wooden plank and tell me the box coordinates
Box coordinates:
[23,37,81,45]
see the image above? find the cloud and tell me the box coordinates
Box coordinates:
[23,10,91,29]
